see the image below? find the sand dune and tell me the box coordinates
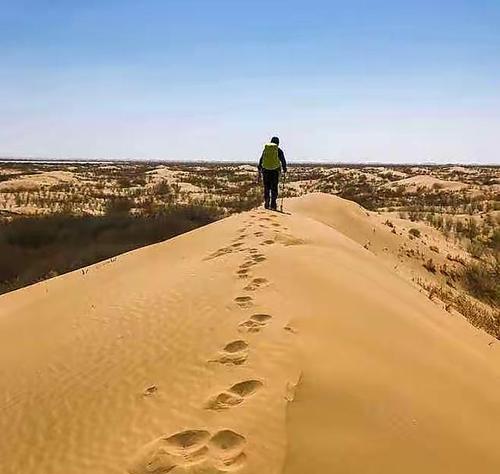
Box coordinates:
[287,193,468,287]
[387,174,468,191]
[1,193,499,474]
[0,170,74,191]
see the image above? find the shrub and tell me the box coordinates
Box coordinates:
[467,240,486,259]
[423,258,436,273]
[409,228,421,238]
[153,180,173,196]
[463,261,499,307]
[117,176,132,188]
[489,228,500,251]
[105,197,134,215]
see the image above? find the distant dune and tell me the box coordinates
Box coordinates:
[1,193,499,474]
[0,170,74,191]
[387,174,469,191]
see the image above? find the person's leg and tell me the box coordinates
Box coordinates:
[270,170,279,210]
[262,171,271,209]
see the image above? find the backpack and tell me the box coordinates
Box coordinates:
[261,143,280,170]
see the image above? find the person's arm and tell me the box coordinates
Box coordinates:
[257,151,264,181]
[279,148,287,173]
[258,151,264,172]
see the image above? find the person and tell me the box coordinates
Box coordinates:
[258,136,287,210]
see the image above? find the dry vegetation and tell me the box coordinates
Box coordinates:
[0,161,262,216]
[1,160,498,337]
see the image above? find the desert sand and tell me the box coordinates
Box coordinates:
[1,193,499,474]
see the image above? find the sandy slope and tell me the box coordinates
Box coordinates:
[287,193,468,290]
[1,194,499,474]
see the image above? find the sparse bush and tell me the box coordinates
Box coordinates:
[417,279,499,338]
[105,197,134,215]
[117,176,132,188]
[409,228,421,238]
[153,180,172,196]
[489,228,500,251]
[462,261,499,307]
[468,240,486,259]
[466,219,479,240]
[423,258,436,273]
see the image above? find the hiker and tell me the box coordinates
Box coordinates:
[258,136,287,210]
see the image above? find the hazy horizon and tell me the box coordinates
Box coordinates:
[1,1,499,164]
[2,156,500,167]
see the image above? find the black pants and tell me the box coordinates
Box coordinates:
[262,169,280,210]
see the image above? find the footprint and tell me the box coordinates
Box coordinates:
[231,242,244,248]
[224,340,248,352]
[244,277,269,292]
[262,240,274,245]
[239,313,272,333]
[142,385,158,397]
[271,223,281,227]
[165,430,211,453]
[251,314,272,323]
[211,340,249,365]
[252,256,267,263]
[230,380,263,397]
[205,247,232,261]
[252,252,266,258]
[234,296,253,308]
[278,235,307,246]
[209,430,247,471]
[254,232,264,237]
[284,325,298,334]
[236,269,250,279]
[205,380,263,410]
[128,429,210,474]
[205,392,243,410]
[239,260,256,269]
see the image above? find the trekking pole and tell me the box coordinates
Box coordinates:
[280,172,286,212]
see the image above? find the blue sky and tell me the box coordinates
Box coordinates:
[1,0,499,162]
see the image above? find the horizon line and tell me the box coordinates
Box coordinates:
[1,156,498,168]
